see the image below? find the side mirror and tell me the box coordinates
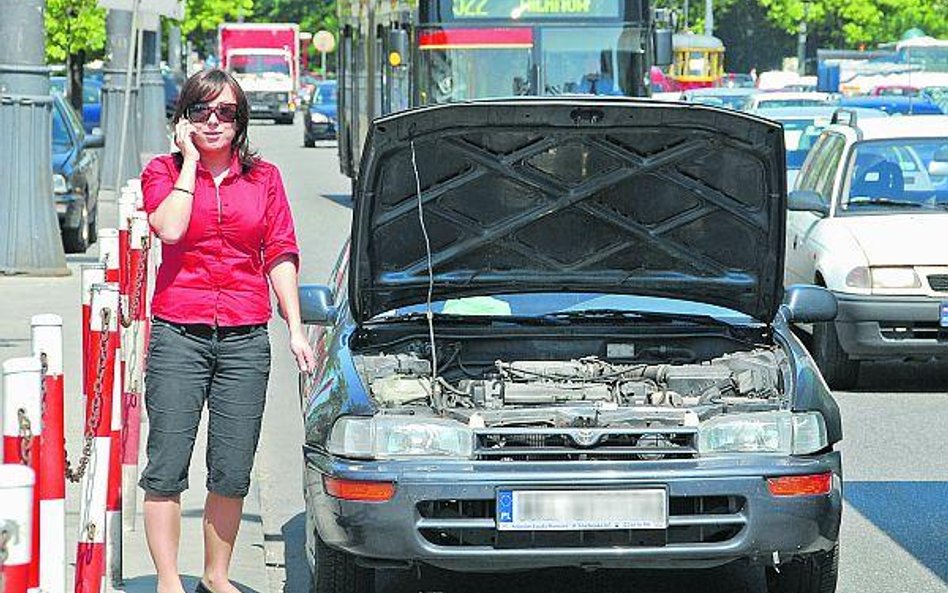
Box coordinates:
[781,284,837,323]
[82,133,105,149]
[653,29,673,68]
[300,284,338,326]
[788,189,829,215]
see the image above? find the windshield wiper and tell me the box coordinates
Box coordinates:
[548,308,755,328]
[367,311,567,326]
[847,197,925,208]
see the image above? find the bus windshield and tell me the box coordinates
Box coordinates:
[541,27,628,95]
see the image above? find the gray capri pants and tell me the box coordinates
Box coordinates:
[139,317,271,498]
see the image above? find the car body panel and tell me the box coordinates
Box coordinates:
[350,99,787,323]
[838,95,943,115]
[50,92,100,231]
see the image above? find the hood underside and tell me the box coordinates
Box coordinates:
[351,99,787,323]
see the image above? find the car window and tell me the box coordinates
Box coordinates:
[83,84,101,104]
[812,135,846,200]
[838,139,948,214]
[315,83,337,105]
[796,133,832,194]
[62,100,85,140]
[51,104,72,149]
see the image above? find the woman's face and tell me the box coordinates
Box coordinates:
[190,85,239,156]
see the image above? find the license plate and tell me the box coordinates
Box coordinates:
[496,489,667,531]
[941,303,948,328]
[250,104,269,112]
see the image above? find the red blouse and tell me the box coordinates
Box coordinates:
[141,154,299,327]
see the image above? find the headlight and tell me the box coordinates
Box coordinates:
[845,266,921,289]
[52,174,69,195]
[310,111,329,123]
[327,415,474,460]
[698,411,827,455]
[869,266,921,289]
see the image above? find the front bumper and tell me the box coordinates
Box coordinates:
[305,119,337,139]
[834,293,948,359]
[304,449,842,572]
[247,94,294,119]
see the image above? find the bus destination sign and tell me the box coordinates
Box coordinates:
[450,0,621,19]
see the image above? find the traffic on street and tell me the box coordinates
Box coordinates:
[1,1,948,593]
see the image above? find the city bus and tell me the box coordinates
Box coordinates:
[335,0,672,181]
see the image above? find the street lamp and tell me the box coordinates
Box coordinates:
[797,0,812,76]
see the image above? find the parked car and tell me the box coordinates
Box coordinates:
[303,80,337,147]
[752,106,887,189]
[51,91,103,253]
[719,72,756,88]
[837,94,942,116]
[49,75,103,135]
[680,86,760,110]
[786,114,948,388]
[743,91,836,111]
[300,99,843,593]
[869,85,920,97]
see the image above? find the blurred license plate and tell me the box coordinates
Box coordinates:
[941,303,948,327]
[250,104,269,112]
[496,489,667,531]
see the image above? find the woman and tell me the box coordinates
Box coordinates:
[139,68,316,593]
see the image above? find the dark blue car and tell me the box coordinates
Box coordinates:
[304,80,337,146]
[298,100,844,593]
[51,91,103,253]
[50,76,103,135]
[838,94,943,115]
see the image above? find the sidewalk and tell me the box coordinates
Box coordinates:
[0,194,269,593]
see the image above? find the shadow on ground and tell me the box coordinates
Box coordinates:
[845,481,948,585]
[121,574,262,593]
[320,193,353,209]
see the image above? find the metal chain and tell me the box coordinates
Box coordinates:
[120,234,149,329]
[16,409,32,466]
[0,525,9,593]
[65,308,110,483]
[39,353,48,422]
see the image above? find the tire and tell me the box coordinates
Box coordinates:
[62,198,90,254]
[812,321,859,390]
[311,532,374,593]
[277,115,295,125]
[766,544,839,593]
[304,134,316,148]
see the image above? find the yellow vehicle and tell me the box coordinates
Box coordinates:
[668,33,724,90]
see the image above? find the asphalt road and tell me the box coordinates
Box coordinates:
[251,118,948,593]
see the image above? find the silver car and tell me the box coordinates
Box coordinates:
[299,98,843,593]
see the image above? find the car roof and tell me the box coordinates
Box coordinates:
[752,106,885,119]
[843,115,948,140]
[683,87,759,97]
[754,91,833,101]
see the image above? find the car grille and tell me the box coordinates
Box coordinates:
[473,427,698,461]
[928,274,948,292]
[879,322,942,340]
[416,495,746,549]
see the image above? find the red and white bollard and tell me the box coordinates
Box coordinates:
[81,264,106,401]
[2,357,42,593]
[31,315,66,593]
[98,229,120,285]
[122,212,150,532]
[75,283,117,593]
[0,464,35,593]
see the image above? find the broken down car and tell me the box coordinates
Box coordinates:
[299,98,843,593]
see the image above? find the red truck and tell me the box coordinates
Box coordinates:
[218,23,299,124]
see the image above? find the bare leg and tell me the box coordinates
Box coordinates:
[144,493,186,593]
[202,491,245,593]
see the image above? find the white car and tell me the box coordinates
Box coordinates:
[786,113,948,388]
[743,91,836,111]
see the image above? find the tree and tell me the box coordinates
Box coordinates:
[45,0,107,114]
[176,0,254,55]
[251,0,337,38]
[758,0,948,48]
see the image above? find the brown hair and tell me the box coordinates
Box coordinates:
[172,68,258,173]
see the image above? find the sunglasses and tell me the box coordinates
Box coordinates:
[186,102,239,123]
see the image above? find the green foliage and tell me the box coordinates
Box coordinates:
[758,0,948,47]
[45,0,107,62]
[251,0,337,36]
[179,0,255,36]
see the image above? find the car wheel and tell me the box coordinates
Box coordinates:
[304,134,316,148]
[766,544,839,593]
[812,321,859,390]
[312,532,374,593]
[62,198,90,254]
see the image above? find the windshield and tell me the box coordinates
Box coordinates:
[379,293,755,324]
[782,118,829,170]
[838,139,948,214]
[52,105,71,150]
[315,82,337,104]
[690,93,751,110]
[229,54,290,76]
[755,98,832,109]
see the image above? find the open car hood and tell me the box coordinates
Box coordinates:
[350,98,786,324]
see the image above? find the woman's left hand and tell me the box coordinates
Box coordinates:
[289,330,317,374]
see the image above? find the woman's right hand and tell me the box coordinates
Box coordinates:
[174,119,200,162]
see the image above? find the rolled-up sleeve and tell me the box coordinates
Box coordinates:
[263,165,300,272]
[141,156,176,215]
